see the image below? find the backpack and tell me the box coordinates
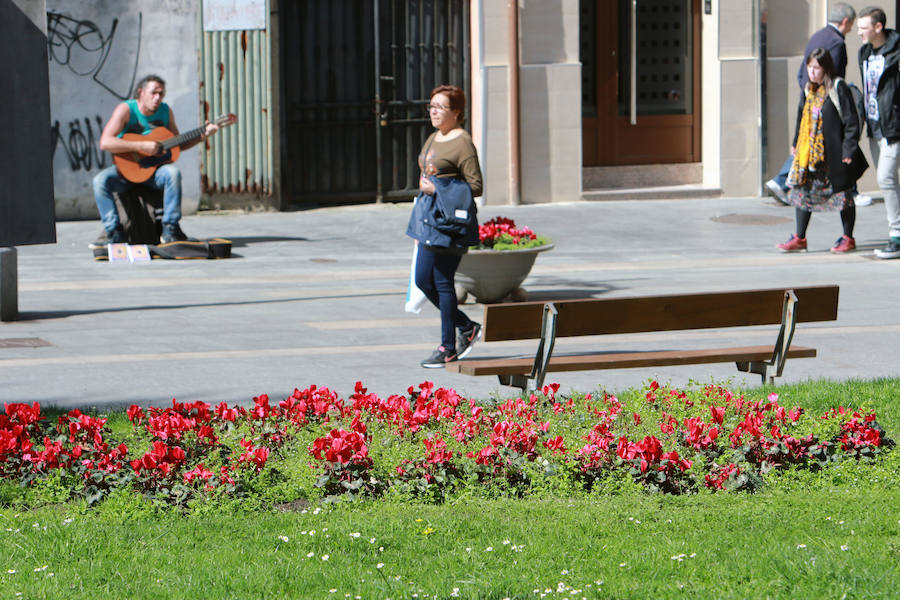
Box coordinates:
[830,77,866,131]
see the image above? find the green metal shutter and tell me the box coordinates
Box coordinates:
[197,2,273,196]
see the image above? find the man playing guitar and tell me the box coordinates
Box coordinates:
[94,74,219,244]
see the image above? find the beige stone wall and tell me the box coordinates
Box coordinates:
[471,0,582,205]
[718,2,762,196]
[701,4,719,188]
[518,0,581,205]
[472,0,899,202]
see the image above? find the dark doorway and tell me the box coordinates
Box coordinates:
[279,0,470,205]
[580,0,701,166]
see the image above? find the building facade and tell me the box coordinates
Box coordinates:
[44,1,899,218]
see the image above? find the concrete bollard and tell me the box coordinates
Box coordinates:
[0,247,17,321]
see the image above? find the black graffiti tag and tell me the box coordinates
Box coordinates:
[50,116,108,172]
[46,11,142,101]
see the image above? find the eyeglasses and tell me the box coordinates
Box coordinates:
[427,103,450,112]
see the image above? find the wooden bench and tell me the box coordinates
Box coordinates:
[445,286,839,391]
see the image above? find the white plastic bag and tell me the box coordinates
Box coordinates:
[405,241,428,313]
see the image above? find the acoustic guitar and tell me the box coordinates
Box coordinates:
[113,113,237,183]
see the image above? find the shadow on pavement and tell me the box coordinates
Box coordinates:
[14,291,403,320]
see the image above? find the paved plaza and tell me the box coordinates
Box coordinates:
[1,195,897,409]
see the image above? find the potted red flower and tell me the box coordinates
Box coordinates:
[455,217,554,303]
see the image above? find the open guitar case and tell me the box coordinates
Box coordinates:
[91,186,231,260]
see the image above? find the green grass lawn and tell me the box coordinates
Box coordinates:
[1,490,897,599]
[0,378,897,599]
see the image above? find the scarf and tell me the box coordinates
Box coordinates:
[787,82,827,187]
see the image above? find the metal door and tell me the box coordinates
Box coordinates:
[280,0,469,205]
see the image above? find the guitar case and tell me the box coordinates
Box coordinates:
[91,186,232,260]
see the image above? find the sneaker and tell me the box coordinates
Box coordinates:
[874,239,900,259]
[106,226,126,244]
[830,235,856,253]
[765,179,790,205]
[456,323,482,359]
[776,234,807,252]
[161,222,190,243]
[420,346,458,368]
[854,194,873,207]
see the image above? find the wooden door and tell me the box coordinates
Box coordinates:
[581,0,701,166]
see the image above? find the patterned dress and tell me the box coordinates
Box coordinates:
[787,82,852,212]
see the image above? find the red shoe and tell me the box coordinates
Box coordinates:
[830,235,856,253]
[776,234,807,252]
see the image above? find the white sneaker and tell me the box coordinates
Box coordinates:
[854,194,873,206]
[765,179,790,205]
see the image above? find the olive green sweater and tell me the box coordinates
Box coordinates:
[419,130,483,197]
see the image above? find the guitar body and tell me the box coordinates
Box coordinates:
[113,128,181,183]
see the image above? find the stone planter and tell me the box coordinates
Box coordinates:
[455,244,554,304]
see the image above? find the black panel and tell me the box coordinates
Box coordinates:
[0,0,56,246]
[280,0,469,205]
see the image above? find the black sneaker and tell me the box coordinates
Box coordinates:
[874,239,900,259]
[161,223,191,243]
[456,323,482,359]
[420,346,457,368]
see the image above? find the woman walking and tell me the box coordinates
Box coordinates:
[777,48,867,253]
[407,84,482,368]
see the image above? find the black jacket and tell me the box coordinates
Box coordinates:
[858,29,900,143]
[792,80,867,192]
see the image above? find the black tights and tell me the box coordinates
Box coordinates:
[796,204,855,239]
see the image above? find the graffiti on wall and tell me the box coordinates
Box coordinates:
[47,11,142,101]
[50,115,108,172]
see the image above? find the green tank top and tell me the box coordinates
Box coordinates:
[118,99,171,137]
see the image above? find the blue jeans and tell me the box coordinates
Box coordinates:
[92,164,182,233]
[772,155,793,190]
[415,245,473,351]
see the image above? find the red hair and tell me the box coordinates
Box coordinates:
[430,84,466,122]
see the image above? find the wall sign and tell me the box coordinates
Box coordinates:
[203,0,266,31]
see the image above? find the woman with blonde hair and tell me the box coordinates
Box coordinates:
[777,47,867,253]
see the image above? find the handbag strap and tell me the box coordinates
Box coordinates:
[420,133,437,176]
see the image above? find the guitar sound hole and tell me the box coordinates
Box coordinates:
[140,152,173,168]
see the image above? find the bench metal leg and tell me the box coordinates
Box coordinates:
[735,290,798,385]
[735,361,776,385]
[498,374,529,391]
[497,302,559,395]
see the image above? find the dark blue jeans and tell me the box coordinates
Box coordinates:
[415,245,473,351]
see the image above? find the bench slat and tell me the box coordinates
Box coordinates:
[482,286,839,342]
[446,345,817,376]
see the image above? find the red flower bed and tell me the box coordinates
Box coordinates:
[0,380,892,507]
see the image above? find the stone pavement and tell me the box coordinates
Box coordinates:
[1,195,898,409]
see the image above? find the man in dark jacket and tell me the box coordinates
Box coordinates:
[859,6,900,258]
[766,3,858,204]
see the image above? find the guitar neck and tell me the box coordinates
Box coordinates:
[162,126,205,150]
